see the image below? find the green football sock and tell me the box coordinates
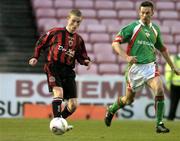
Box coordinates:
[156,100,164,125]
[109,97,124,114]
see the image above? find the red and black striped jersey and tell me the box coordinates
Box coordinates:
[33,27,90,68]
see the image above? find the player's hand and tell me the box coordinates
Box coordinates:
[172,68,180,75]
[126,56,137,64]
[84,60,92,70]
[29,58,38,66]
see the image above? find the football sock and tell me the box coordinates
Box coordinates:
[61,105,73,119]
[155,96,164,125]
[52,97,62,117]
[109,97,124,114]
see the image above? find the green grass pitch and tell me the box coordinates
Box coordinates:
[0,118,180,141]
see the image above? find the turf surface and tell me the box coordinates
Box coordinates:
[0,118,180,141]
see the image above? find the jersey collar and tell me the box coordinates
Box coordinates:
[139,20,152,27]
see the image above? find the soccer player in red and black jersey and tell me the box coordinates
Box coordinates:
[29,9,92,129]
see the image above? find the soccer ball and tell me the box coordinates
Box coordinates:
[49,117,68,135]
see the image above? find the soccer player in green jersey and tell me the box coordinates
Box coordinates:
[104,1,180,133]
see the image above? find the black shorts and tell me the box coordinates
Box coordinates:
[44,62,77,100]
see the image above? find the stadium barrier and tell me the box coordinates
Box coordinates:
[23,103,114,120]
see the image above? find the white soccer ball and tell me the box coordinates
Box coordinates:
[49,117,68,135]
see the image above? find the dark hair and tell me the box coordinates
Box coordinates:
[140,1,154,9]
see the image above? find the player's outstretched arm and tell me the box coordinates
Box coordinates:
[161,50,180,75]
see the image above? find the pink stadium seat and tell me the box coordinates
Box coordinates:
[79,32,89,42]
[44,22,62,32]
[176,2,180,10]
[54,0,73,8]
[31,0,53,8]
[31,0,180,76]
[97,10,117,18]
[162,34,173,44]
[85,43,93,53]
[98,63,120,75]
[77,24,86,32]
[121,19,136,26]
[152,19,161,26]
[118,10,137,18]
[160,26,170,34]
[159,11,178,19]
[93,43,112,53]
[80,9,96,18]
[171,26,180,35]
[163,20,180,27]
[36,8,56,18]
[75,0,93,8]
[119,63,127,74]
[37,18,58,33]
[96,53,117,64]
[166,44,177,54]
[107,25,122,34]
[100,19,120,26]
[95,1,114,9]
[81,19,99,25]
[87,24,106,33]
[174,35,180,44]
[156,2,175,10]
[59,18,67,25]
[115,1,134,10]
[77,64,98,75]
[57,9,72,18]
[90,33,109,43]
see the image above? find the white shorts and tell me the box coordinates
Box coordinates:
[127,62,159,92]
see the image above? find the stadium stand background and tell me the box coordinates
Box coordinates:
[0,0,180,75]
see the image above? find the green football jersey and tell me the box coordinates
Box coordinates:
[116,20,165,64]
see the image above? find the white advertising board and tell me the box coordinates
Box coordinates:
[0,73,179,119]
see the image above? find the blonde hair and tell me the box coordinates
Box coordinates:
[68,9,82,17]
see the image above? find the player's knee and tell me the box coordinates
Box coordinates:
[155,88,164,96]
[125,99,134,105]
[52,87,63,98]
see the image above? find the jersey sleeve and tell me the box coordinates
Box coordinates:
[33,30,52,59]
[154,26,166,52]
[113,24,134,44]
[76,36,90,65]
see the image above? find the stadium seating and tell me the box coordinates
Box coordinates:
[2,0,179,74]
[29,0,180,75]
